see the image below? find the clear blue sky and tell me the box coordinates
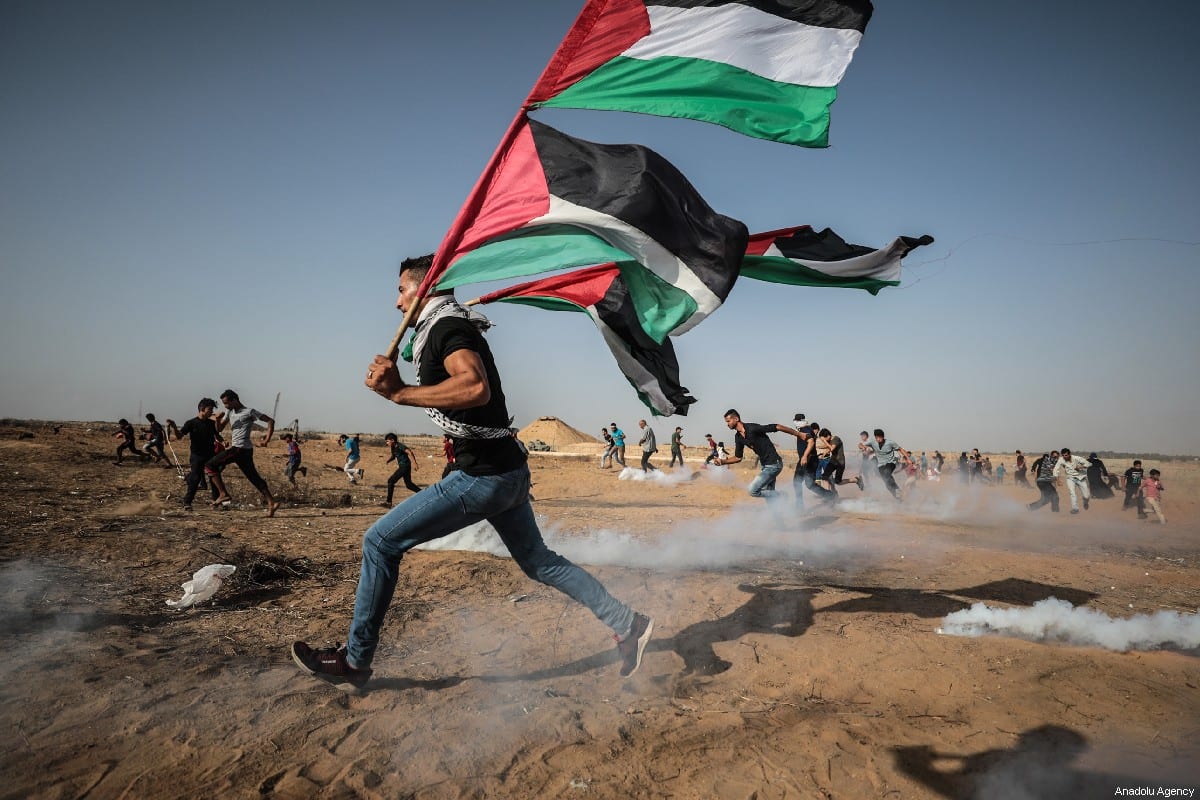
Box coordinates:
[3,1,1198,455]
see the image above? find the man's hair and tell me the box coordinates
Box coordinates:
[399,254,435,285]
[1149,468,1160,476]
[118,418,128,425]
[819,428,831,437]
[384,432,397,441]
[873,428,885,438]
[145,413,155,421]
[724,409,740,419]
[610,422,617,427]
[220,389,239,403]
[1133,459,1142,465]
[198,398,216,411]
[1061,447,1071,455]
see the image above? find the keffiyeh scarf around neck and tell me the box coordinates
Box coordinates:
[404,296,513,440]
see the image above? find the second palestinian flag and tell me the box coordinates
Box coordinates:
[527,0,874,146]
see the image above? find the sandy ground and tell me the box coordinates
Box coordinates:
[1,421,1198,799]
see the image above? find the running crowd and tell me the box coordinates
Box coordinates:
[596,412,1168,523]
[114,390,282,516]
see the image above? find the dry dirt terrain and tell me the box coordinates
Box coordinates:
[1,421,1198,799]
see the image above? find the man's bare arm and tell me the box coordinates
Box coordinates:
[365,351,490,410]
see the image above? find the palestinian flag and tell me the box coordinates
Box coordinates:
[526,0,874,147]
[742,227,934,295]
[434,118,749,339]
[475,263,696,416]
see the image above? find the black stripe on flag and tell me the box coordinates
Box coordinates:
[529,120,748,303]
[596,274,696,415]
[774,228,932,262]
[646,0,873,33]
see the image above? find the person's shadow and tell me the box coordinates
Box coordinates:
[670,583,815,676]
[821,578,1098,619]
[893,724,1196,798]
[476,583,816,684]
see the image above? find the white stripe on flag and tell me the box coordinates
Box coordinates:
[623,4,863,87]
[528,196,722,335]
[787,238,914,283]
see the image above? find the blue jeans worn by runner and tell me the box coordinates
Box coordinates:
[748,461,783,500]
[793,463,835,509]
[346,464,635,669]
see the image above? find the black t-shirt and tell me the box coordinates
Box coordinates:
[733,423,781,466]
[419,316,524,476]
[1124,467,1144,489]
[389,441,411,469]
[795,428,818,467]
[179,417,218,458]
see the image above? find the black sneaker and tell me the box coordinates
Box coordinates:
[615,613,654,678]
[291,641,372,694]
[1083,498,1089,510]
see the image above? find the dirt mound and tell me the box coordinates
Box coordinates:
[517,416,597,449]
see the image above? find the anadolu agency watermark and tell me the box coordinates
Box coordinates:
[1113,788,1195,798]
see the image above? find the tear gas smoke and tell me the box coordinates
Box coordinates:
[617,466,699,485]
[416,501,907,572]
[938,597,1200,652]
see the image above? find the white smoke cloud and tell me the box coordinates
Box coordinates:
[938,598,1200,652]
[416,501,907,572]
[616,466,696,485]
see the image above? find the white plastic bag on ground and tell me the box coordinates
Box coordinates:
[166,564,236,609]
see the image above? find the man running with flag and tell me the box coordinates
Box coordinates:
[292,256,653,693]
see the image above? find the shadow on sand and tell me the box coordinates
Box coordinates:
[894,724,1198,798]
[821,578,1098,618]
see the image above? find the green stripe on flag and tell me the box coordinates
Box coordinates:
[536,56,838,147]
[617,262,699,344]
[437,226,633,291]
[740,255,899,296]
[495,295,587,314]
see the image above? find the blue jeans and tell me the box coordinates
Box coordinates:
[748,461,783,499]
[793,463,835,509]
[346,465,635,669]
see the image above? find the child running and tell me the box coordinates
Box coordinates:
[281,433,307,485]
[141,413,169,466]
[113,418,143,464]
[382,433,421,505]
[1139,469,1166,524]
